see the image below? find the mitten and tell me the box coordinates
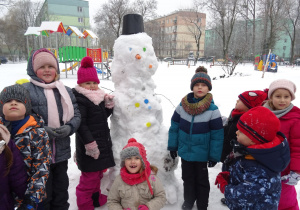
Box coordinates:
[104,94,115,109]
[44,126,60,138]
[170,151,177,159]
[215,172,230,193]
[138,205,149,210]
[208,161,217,167]
[281,171,300,185]
[54,125,72,138]
[85,141,100,159]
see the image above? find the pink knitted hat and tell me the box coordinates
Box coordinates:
[268,79,296,100]
[77,56,100,84]
[32,49,58,73]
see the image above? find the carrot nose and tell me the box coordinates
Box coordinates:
[135,54,141,60]
[149,64,152,68]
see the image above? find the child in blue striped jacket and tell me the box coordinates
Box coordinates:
[168,72,224,210]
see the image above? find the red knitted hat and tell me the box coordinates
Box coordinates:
[238,90,268,109]
[77,56,100,84]
[237,106,280,145]
[120,138,147,168]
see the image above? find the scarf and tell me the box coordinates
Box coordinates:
[120,161,153,195]
[11,116,30,137]
[74,85,105,105]
[231,109,246,118]
[30,79,74,128]
[264,103,294,118]
[181,93,213,115]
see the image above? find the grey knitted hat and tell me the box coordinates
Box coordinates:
[120,138,147,168]
[190,72,212,91]
[0,84,32,117]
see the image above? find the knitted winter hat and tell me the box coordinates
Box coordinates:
[237,106,280,145]
[268,79,296,100]
[238,90,268,109]
[120,138,147,168]
[77,56,100,84]
[0,84,32,117]
[190,72,212,91]
[32,48,58,73]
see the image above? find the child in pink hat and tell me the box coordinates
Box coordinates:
[107,138,166,210]
[264,79,300,210]
[73,56,115,210]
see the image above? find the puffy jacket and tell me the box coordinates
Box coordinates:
[107,174,166,210]
[277,106,300,175]
[22,52,81,163]
[225,133,290,210]
[168,93,224,162]
[72,88,115,172]
[0,114,51,206]
[0,139,27,210]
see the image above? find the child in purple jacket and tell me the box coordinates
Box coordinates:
[0,124,27,210]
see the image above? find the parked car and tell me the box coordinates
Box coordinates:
[0,56,8,64]
[163,57,173,62]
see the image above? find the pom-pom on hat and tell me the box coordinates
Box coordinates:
[268,79,296,100]
[77,56,100,84]
[195,66,208,74]
[0,84,32,117]
[32,48,58,73]
[237,106,280,145]
[190,72,212,91]
[120,138,147,168]
[238,90,268,109]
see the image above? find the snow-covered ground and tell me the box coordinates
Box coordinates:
[0,61,299,209]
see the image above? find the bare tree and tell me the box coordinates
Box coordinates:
[282,0,300,63]
[132,0,158,21]
[94,0,131,39]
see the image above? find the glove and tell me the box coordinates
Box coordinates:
[208,161,217,167]
[85,141,100,159]
[104,94,115,109]
[170,151,177,159]
[54,125,72,138]
[281,171,300,185]
[138,205,149,210]
[215,171,230,193]
[44,126,60,138]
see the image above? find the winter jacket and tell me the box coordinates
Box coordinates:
[22,53,81,163]
[107,173,166,210]
[277,106,300,175]
[220,110,242,163]
[168,93,224,162]
[0,139,27,210]
[225,132,290,210]
[72,88,115,172]
[0,114,51,206]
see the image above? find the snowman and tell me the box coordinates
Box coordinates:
[109,14,178,204]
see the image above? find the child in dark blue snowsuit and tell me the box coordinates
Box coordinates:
[215,106,290,210]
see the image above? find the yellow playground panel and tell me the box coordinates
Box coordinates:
[62,62,79,72]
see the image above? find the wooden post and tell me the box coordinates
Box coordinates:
[262,49,271,78]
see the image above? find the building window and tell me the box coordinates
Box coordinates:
[283,46,286,50]
[284,39,287,43]
[78,7,83,12]
[78,17,83,23]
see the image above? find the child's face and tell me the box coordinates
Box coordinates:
[79,81,99,90]
[236,130,255,146]
[36,64,57,83]
[3,99,26,121]
[193,82,209,98]
[235,99,249,112]
[270,88,292,110]
[125,156,142,174]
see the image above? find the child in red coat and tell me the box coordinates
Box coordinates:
[264,79,300,210]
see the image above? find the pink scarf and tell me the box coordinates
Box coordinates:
[74,85,105,105]
[30,79,74,128]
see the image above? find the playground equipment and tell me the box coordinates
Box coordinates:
[62,62,79,72]
[255,53,278,73]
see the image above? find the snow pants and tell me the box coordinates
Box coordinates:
[278,182,299,210]
[76,171,107,210]
[181,159,210,210]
